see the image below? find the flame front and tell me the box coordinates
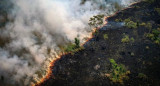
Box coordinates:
[34,1,140,84]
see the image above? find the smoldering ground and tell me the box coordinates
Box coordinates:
[0,0,139,86]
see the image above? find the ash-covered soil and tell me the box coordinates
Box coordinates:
[39,1,160,86]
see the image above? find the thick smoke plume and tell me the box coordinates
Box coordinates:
[0,0,139,85]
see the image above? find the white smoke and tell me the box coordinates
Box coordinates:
[0,0,139,85]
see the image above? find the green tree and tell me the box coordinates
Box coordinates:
[108,59,130,84]
[88,14,104,28]
[75,38,80,48]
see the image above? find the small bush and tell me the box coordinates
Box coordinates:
[146,33,155,40]
[145,22,152,30]
[103,34,108,40]
[155,8,160,15]
[115,18,122,22]
[107,59,130,84]
[64,44,76,52]
[121,34,135,43]
[121,33,130,42]
[121,35,130,43]
[130,37,135,42]
[138,73,147,79]
[124,18,137,29]
[124,18,131,23]
[126,21,137,29]
[146,28,160,44]
[140,22,146,26]
[74,38,80,48]
[64,38,84,53]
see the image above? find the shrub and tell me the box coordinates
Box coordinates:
[103,34,108,40]
[140,22,146,26]
[130,37,135,42]
[121,34,130,43]
[64,38,84,53]
[108,59,130,84]
[126,21,137,29]
[138,73,147,79]
[146,33,154,40]
[124,18,131,23]
[124,18,137,29]
[74,38,80,48]
[64,43,76,52]
[115,18,122,22]
[146,28,160,44]
[121,34,135,43]
[155,8,160,15]
[145,22,152,30]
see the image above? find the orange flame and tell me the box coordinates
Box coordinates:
[34,16,107,86]
[34,2,141,85]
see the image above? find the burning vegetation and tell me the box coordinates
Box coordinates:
[0,0,160,86]
[36,0,160,86]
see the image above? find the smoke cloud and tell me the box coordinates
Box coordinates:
[0,0,139,85]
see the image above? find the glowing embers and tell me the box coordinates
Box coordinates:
[34,15,109,86]
[34,53,66,86]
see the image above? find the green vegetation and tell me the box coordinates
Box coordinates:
[124,18,137,29]
[74,38,80,48]
[88,14,104,28]
[103,34,108,40]
[140,22,146,26]
[146,22,152,32]
[146,28,160,44]
[64,38,84,53]
[138,73,147,79]
[121,34,130,43]
[115,18,122,22]
[140,22,152,30]
[121,34,135,43]
[108,59,130,84]
[155,8,160,15]
[130,37,135,42]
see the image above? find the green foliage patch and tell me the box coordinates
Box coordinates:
[146,28,160,44]
[103,34,108,40]
[138,73,147,79]
[124,18,137,29]
[121,34,134,43]
[64,38,84,53]
[108,59,130,84]
[155,8,160,15]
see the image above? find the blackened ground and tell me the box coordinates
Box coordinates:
[38,1,160,86]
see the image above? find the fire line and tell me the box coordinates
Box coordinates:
[34,1,141,86]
